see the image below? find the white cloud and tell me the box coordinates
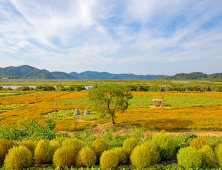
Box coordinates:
[0,0,222,74]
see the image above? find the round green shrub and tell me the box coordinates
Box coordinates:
[100,150,119,168]
[0,139,15,164]
[143,140,161,164]
[216,144,222,167]
[34,141,48,164]
[215,144,221,162]
[62,138,85,152]
[152,133,175,160]
[4,146,33,170]
[130,144,151,168]
[77,147,97,168]
[122,138,137,158]
[177,146,202,169]
[47,140,61,163]
[19,141,35,155]
[190,137,208,150]
[111,147,126,163]
[53,146,79,168]
[200,145,215,167]
[90,139,109,159]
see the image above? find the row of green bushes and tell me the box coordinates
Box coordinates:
[1,133,222,169]
[0,85,86,91]
[125,84,222,92]
[1,84,222,92]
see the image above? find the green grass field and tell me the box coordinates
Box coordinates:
[0,104,27,110]
[54,94,222,107]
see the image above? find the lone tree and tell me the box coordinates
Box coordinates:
[154,77,172,108]
[88,83,133,124]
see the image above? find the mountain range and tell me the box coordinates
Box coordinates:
[0,65,221,80]
[0,65,168,79]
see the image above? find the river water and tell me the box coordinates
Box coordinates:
[1,85,93,90]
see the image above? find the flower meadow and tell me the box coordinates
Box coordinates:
[1,91,222,131]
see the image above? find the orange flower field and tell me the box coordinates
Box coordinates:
[1,91,222,131]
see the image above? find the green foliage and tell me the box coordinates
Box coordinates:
[177,146,202,169]
[18,141,35,154]
[190,137,208,150]
[111,147,126,164]
[47,140,61,164]
[100,150,119,168]
[4,146,33,170]
[0,139,15,165]
[46,109,79,120]
[62,138,85,152]
[16,86,32,91]
[0,119,56,140]
[53,146,79,168]
[143,140,161,164]
[90,139,109,159]
[122,138,137,158]
[88,83,133,124]
[214,144,221,163]
[216,144,222,167]
[56,93,222,108]
[35,85,55,91]
[152,132,175,160]
[130,144,151,168]
[56,85,86,91]
[0,104,26,111]
[199,145,215,167]
[174,133,197,154]
[170,72,208,80]
[34,141,48,164]
[77,147,97,168]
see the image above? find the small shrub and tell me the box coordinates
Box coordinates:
[199,145,215,167]
[19,141,35,154]
[111,147,126,163]
[4,146,33,170]
[215,144,221,162]
[34,141,48,164]
[177,146,202,169]
[62,138,85,152]
[47,140,61,163]
[216,144,222,167]
[90,139,109,159]
[0,139,15,164]
[122,138,137,158]
[130,144,151,168]
[190,137,208,150]
[77,147,97,167]
[152,133,175,160]
[53,146,79,168]
[143,140,160,164]
[100,150,119,168]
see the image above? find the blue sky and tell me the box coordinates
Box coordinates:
[0,0,222,75]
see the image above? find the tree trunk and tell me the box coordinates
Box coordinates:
[111,115,115,124]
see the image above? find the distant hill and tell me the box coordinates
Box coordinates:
[3,65,55,79]
[0,65,78,79]
[1,65,221,80]
[69,71,168,79]
[208,73,222,79]
[170,72,208,80]
[50,72,76,79]
[0,65,169,79]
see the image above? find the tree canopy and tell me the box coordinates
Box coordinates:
[88,83,133,124]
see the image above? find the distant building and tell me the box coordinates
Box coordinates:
[1,78,8,79]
